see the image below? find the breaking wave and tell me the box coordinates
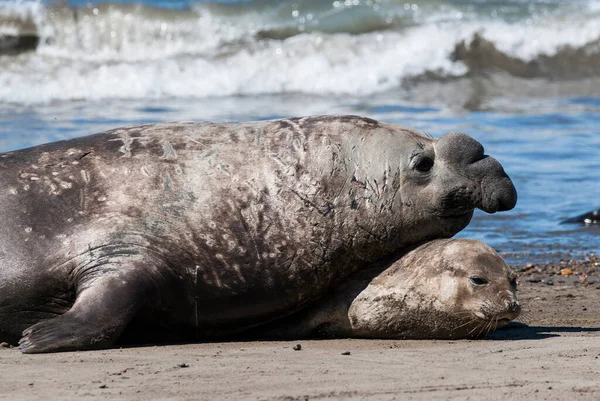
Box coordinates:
[1,0,600,103]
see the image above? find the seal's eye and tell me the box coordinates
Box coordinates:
[469,276,488,286]
[414,157,434,172]
[510,277,517,288]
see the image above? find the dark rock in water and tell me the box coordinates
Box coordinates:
[0,35,39,55]
[561,209,600,225]
[0,14,40,55]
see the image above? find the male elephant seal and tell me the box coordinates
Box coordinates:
[258,239,521,340]
[0,115,517,353]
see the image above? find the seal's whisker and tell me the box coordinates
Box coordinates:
[515,313,531,325]
[476,320,490,337]
[453,311,475,317]
[467,320,486,337]
[516,309,532,321]
[488,317,499,335]
[487,320,496,336]
[453,317,479,331]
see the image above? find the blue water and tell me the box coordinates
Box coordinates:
[1,0,599,263]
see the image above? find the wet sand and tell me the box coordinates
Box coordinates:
[1,260,600,401]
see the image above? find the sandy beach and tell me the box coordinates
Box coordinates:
[2,263,600,401]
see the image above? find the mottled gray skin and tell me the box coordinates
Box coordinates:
[0,115,517,353]
[262,239,520,340]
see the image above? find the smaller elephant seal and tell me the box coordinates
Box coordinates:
[261,238,520,340]
[562,209,600,225]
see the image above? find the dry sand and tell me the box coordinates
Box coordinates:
[2,276,600,400]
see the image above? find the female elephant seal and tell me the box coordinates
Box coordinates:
[0,115,517,353]
[262,238,521,340]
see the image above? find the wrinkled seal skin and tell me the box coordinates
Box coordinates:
[262,239,521,340]
[0,115,517,353]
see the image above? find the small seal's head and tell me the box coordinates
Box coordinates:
[440,239,521,337]
[347,239,520,339]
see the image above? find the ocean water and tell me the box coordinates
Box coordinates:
[0,0,599,263]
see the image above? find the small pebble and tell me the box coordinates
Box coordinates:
[560,268,573,276]
[526,278,541,283]
[177,363,190,368]
[542,279,554,286]
[0,342,10,348]
[293,344,302,351]
[341,351,351,356]
[99,384,107,389]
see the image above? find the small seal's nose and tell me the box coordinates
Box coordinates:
[507,301,521,315]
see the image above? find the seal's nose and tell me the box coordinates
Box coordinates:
[436,132,517,213]
[497,187,518,211]
[435,132,485,165]
[506,301,521,315]
[489,168,518,212]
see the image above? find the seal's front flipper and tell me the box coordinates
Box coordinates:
[19,271,155,354]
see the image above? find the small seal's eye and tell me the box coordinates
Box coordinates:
[469,276,488,286]
[510,276,517,288]
[414,157,434,172]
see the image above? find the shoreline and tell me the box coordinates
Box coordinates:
[511,253,600,288]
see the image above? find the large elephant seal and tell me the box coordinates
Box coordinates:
[0,115,517,353]
[261,239,520,340]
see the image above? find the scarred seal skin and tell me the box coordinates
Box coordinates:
[0,115,517,353]
[262,238,520,340]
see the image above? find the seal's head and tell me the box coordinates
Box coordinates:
[433,239,521,337]
[394,131,517,243]
[346,239,520,339]
[338,123,517,262]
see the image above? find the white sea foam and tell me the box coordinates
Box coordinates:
[1,0,599,104]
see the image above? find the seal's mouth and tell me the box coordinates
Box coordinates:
[439,209,474,218]
[439,189,478,218]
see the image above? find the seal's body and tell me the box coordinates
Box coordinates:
[262,239,520,340]
[0,116,517,353]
